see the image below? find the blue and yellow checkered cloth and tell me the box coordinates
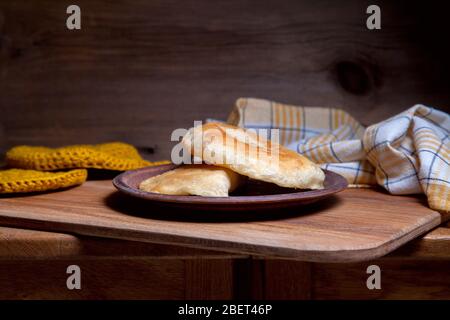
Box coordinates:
[227,98,449,213]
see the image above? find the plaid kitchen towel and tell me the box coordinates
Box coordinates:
[227,98,450,213]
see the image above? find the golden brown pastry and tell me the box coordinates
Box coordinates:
[139,164,243,197]
[182,122,325,189]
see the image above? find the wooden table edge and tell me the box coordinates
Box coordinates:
[0,212,447,262]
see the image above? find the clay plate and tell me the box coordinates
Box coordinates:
[112,164,348,211]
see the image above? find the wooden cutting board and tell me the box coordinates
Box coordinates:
[0,180,446,262]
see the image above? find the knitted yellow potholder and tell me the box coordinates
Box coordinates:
[0,169,87,194]
[6,142,169,171]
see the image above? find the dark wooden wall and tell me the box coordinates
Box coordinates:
[0,0,449,160]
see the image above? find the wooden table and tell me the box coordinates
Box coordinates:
[0,181,446,262]
[0,224,449,299]
[0,182,449,299]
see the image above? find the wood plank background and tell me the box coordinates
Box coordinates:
[0,0,449,160]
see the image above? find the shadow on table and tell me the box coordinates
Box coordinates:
[104,191,342,223]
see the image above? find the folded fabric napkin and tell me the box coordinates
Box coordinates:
[227,98,449,213]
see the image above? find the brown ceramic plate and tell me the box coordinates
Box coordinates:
[113,164,347,211]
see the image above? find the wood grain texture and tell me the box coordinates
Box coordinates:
[2,257,449,300]
[185,259,234,299]
[0,258,235,300]
[387,226,450,260]
[3,225,449,260]
[0,226,247,260]
[0,258,187,299]
[0,0,449,160]
[263,260,312,300]
[0,180,445,262]
[312,260,450,300]
[232,256,450,300]
[0,226,450,299]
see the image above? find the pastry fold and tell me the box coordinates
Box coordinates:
[139,164,242,197]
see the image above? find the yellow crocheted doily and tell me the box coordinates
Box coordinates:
[6,142,169,171]
[0,169,87,194]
